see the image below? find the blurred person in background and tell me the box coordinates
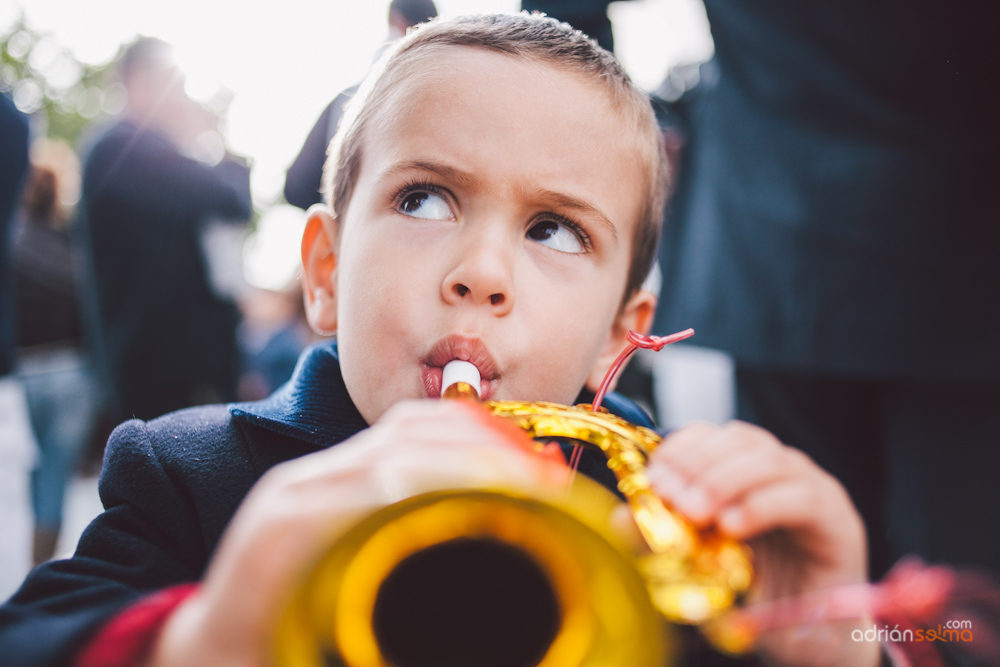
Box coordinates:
[237,283,317,402]
[283,0,437,211]
[654,0,1000,579]
[79,37,252,424]
[520,0,624,52]
[12,140,97,565]
[0,90,35,601]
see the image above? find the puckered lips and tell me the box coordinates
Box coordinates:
[420,334,499,400]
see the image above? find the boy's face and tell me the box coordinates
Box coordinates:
[304,48,653,424]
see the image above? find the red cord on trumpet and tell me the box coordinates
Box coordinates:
[565,328,695,488]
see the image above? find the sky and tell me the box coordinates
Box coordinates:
[4,0,713,288]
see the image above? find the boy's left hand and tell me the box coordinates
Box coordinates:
[647,421,880,667]
[147,399,569,667]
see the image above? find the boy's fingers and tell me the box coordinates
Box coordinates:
[657,446,806,525]
[368,445,565,502]
[376,399,534,453]
[650,421,783,510]
[716,475,858,552]
[653,421,718,462]
[654,421,777,482]
[321,401,563,494]
[717,480,820,538]
[283,400,526,480]
[693,445,819,519]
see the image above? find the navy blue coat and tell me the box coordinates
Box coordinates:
[0,341,653,666]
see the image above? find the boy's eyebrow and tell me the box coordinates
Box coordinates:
[385,159,618,242]
[385,159,482,189]
[521,187,618,244]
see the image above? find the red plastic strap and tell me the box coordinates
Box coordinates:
[590,329,694,413]
[716,557,1000,667]
[564,328,695,491]
[75,584,199,667]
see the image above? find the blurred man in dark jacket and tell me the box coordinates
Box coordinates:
[81,38,252,422]
[656,0,1000,578]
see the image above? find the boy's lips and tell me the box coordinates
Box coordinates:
[421,335,499,399]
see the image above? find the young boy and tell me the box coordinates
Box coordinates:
[0,14,876,667]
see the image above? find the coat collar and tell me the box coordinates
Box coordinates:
[229,340,654,448]
[229,341,369,448]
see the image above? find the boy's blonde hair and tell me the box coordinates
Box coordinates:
[323,12,667,304]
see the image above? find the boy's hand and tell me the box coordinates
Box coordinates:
[647,421,881,667]
[149,400,567,667]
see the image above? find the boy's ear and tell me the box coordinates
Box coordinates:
[585,289,658,394]
[301,206,340,335]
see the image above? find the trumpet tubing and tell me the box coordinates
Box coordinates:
[486,401,753,625]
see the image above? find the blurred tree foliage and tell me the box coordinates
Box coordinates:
[1,12,121,146]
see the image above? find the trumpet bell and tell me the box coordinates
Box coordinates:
[273,487,672,667]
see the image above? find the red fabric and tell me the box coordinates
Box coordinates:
[74,584,199,667]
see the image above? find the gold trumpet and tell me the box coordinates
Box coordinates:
[273,333,753,667]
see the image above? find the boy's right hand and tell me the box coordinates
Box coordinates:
[647,421,879,667]
[148,399,568,667]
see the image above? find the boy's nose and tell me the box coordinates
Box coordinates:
[441,241,514,315]
[452,283,505,307]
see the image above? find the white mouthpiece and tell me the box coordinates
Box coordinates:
[442,360,481,398]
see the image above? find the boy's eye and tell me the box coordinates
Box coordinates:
[526,219,585,254]
[398,191,453,220]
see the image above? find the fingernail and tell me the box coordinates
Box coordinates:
[649,465,684,498]
[676,485,710,519]
[719,506,743,533]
